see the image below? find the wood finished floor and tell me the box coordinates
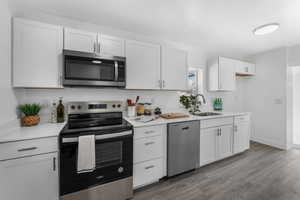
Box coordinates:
[133,143,300,200]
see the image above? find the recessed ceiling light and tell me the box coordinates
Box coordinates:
[253,23,280,35]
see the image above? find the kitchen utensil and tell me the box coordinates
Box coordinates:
[160,113,189,119]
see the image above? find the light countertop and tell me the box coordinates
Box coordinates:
[0,121,66,143]
[124,112,250,128]
[0,112,250,143]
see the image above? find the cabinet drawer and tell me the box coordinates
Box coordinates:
[134,125,164,139]
[235,115,250,123]
[133,158,163,188]
[134,135,163,163]
[200,117,233,129]
[0,137,58,161]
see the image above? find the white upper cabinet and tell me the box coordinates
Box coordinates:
[161,47,187,90]
[125,40,161,90]
[99,34,125,57]
[236,60,256,75]
[64,28,125,56]
[13,18,63,88]
[64,28,97,53]
[208,57,236,91]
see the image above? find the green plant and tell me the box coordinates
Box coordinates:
[18,104,41,116]
[179,95,202,113]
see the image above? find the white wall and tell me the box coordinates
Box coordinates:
[0,0,24,126]
[246,48,288,149]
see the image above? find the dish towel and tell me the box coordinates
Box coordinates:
[77,135,96,174]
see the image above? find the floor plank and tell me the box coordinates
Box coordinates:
[133,142,300,200]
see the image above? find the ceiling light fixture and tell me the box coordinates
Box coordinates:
[253,23,280,35]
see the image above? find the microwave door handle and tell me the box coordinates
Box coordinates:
[114,61,118,81]
[61,130,132,143]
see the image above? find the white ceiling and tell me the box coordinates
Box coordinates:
[8,0,300,57]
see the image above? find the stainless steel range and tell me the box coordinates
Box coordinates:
[59,101,133,200]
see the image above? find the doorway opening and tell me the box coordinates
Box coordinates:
[292,67,300,147]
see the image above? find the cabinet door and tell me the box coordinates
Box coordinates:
[99,34,125,57]
[218,57,236,91]
[125,40,161,89]
[64,28,97,53]
[161,47,187,90]
[200,127,217,166]
[13,18,63,88]
[233,122,250,153]
[0,153,58,200]
[217,125,233,160]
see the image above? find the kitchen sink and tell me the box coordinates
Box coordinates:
[192,112,222,116]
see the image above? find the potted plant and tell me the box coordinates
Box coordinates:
[18,104,42,126]
[179,95,202,114]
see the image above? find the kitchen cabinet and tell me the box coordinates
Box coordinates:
[0,152,58,200]
[200,125,233,166]
[64,28,97,53]
[233,115,251,154]
[236,60,255,76]
[133,125,166,188]
[200,117,234,166]
[64,28,125,57]
[161,47,187,90]
[208,57,236,91]
[13,18,63,88]
[200,127,217,166]
[99,34,125,57]
[217,125,233,159]
[125,40,161,90]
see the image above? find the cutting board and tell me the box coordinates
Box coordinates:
[160,113,190,119]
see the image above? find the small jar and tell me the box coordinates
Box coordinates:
[136,103,145,116]
[127,106,136,117]
[144,103,152,115]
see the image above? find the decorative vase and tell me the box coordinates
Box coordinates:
[21,115,40,126]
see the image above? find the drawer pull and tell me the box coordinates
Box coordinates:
[145,165,155,170]
[182,126,189,130]
[17,147,37,152]
[144,142,155,146]
[145,130,155,134]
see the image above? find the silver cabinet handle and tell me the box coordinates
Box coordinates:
[53,157,56,171]
[98,43,101,54]
[158,80,162,88]
[93,43,97,53]
[145,130,155,134]
[162,80,166,88]
[18,147,37,152]
[144,142,155,146]
[234,125,238,132]
[145,165,155,170]
[245,67,249,72]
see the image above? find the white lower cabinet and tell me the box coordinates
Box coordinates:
[200,119,234,167]
[133,125,166,189]
[200,127,217,166]
[133,158,163,188]
[0,152,58,200]
[233,115,251,154]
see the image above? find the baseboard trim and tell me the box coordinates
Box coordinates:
[251,136,286,150]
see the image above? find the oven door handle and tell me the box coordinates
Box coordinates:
[62,130,132,143]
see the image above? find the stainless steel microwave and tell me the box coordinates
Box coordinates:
[63,50,126,87]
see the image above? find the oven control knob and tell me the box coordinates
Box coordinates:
[77,105,82,110]
[117,104,121,108]
[71,105,75,110]
[118,167,124,173]
[112,104,116,108]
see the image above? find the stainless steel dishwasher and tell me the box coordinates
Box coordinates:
[167,120,200,177]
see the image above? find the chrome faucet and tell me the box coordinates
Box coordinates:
[196,94,206,104]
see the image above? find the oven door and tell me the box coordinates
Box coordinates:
[63,52,125,87]
[60,131,133,196]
